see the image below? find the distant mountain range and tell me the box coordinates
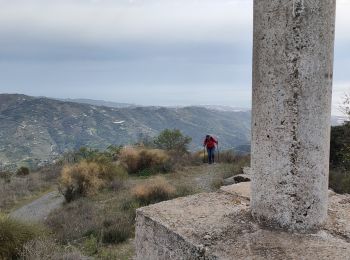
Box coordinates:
[56,98,135,108]
[0,94,251,170]
[1,94,346,170]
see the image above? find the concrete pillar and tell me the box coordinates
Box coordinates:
[251,0,336,230]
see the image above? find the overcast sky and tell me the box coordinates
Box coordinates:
[0,0,349,114]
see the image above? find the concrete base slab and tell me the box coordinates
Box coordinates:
[220,182,251,200]
[135,187,350,260]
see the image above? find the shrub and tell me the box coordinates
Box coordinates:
[0,172,12,184]
[90,157,128,183]
[0,171,12,181]
[154,129,192,154]
[84,235,99,256]
[119,147,170,174]
[132,176,176,205]
[330,123,350,169]
[16,166,30,176]
[329,168,350,194]
[0,215,43,259]
[21,237,57,260]
[45,198,101,243]
[59,160,127,202]
[60,161,104,202]
[101,215,133,244]
[118,146,139,173]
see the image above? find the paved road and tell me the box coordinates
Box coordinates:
[10,191,64,222]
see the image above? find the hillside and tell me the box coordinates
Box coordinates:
[0,94,251,169]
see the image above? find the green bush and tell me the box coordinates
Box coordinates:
[16,166,30,176]
[154,129,192,154]
[0,215,43,259]
[330,123,350,170]
[329,169,350,194]
[60,146,120,165]
[101,216,133,244]
[84,235,99,256]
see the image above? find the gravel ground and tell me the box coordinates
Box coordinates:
[10,190,64,222]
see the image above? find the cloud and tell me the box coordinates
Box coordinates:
[0,0,252,43]
[0,0,348,110]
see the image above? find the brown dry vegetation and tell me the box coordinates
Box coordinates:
[0,173,54,211]
[0,214,45,259]
[119,146,171,174]
[0,163,62,212]
[132,176,176,205]
[59,160,127,202]
[20,237,85,260]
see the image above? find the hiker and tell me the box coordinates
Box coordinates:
[203,135,218,164]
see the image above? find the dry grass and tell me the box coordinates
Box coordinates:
[20,237,86,260]
[101,214,134,244]
[218,150,236,163]
[0,173,53,211]
[119,146,170,174]
[132,176,176,205]
[45,196,135,249]
[20,237,58,260]
[97,241,134,260]
[45,198,101,244]
[0,214,44,259]
[59,160,127,202]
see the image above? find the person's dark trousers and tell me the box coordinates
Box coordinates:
[207,147,215,164]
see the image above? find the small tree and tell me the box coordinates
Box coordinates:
[330,94,350,170]
[154,129,192,154]
[340,93,350,121]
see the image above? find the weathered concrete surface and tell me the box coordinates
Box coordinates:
[251,0,337,230]
[220,182,251,199]
[135,189,350,260]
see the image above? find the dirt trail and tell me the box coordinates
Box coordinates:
[170,164,228,192]
[10,190,64,222]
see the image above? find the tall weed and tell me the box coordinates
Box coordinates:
[0,215,44,259]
